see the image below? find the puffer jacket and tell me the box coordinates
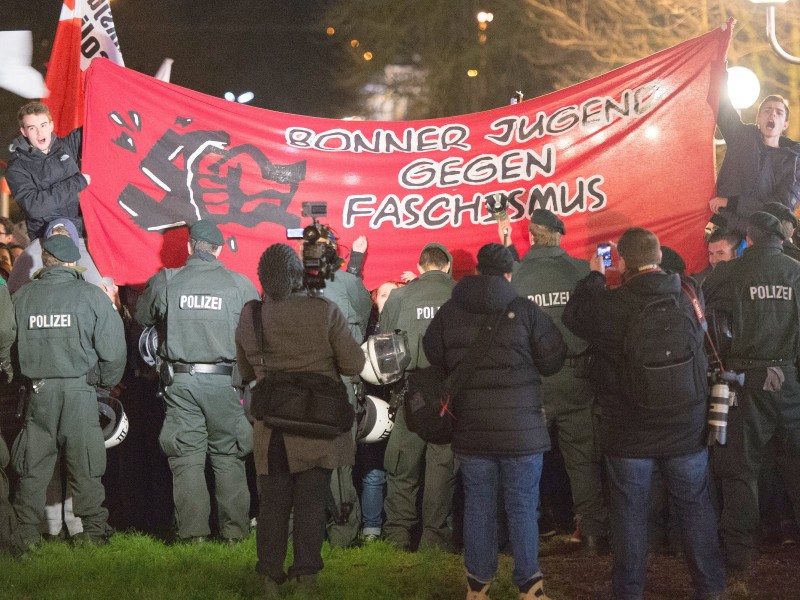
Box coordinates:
[422,274,566,456]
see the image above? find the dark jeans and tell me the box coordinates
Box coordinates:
[606,449,725,600]
[256,432,331,582]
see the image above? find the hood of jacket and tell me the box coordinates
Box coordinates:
[10,132,60,159]
[451,274,518,314]
[621,268,681,299]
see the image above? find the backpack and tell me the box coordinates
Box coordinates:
[621,294,707,410]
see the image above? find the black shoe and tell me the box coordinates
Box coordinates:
[580,534,610,556]
[71,532,110,547]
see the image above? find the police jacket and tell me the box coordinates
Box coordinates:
[321,269,372,344]
[13,266,125,384]
[6,129,86,241]
[423,274,566,456]
[716,94,800,233]
[135,253,259,364]
[563,270,707,458]
[703,240,800,367]
[379,269,456,370]
[512,245,589,357]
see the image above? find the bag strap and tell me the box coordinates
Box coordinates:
[680,280,727,372]
[442,309,506,397]
[252,300,266,367]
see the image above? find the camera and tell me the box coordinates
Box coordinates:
[706,368,744,446]
[286,202,340,294]
[596,243,612,267]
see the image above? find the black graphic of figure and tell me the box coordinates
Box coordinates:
[116,118,305,232]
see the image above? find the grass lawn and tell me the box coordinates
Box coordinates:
[0,532,544,600]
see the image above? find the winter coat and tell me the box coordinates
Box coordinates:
[235,292,365,475]
[6,130,86,240]
[563,270,707,458]
[422,274,566,456]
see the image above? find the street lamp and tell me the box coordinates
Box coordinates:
[749,0,800,64]
[727,66,760,109]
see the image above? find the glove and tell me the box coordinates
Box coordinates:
[0,359,13,384]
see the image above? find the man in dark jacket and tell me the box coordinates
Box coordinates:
[135,220,259,543]
[379,242,457,551]
[703,211,800,577]
[11,235,126,556]
[424,243,566,600]
[763,202,800,261]
[6,102,87,241]
[564,228,725,600]
[710,87,800,235]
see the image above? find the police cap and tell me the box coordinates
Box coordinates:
[748,211,787,241]
[763,202,799,229]
[43,233,80,262]
[189,220,224,246]
[531,208,565,234]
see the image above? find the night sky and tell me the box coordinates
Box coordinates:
[1,0,350,161]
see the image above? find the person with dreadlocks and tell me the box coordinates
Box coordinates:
[235,243,364,598]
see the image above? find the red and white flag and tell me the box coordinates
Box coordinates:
[44,0,123,136]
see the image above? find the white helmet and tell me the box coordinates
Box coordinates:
[359,331,411,385]
[138,325,159,367]
[356,395,394,444]
[97,395,129,449]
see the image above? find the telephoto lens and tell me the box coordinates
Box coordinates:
[707,382,730,446]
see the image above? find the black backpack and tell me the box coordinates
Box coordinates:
[621,294,707,410]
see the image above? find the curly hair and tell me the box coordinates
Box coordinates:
[257,244,304,301]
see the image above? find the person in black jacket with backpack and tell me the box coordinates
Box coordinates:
[423,243,566,600]
[563,228,725,600]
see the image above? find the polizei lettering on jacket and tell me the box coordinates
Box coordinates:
[416,305,441,320]
[528,291,570,308]
[179,295,223,310]
[749,285,793,301]
[28,314,72,329]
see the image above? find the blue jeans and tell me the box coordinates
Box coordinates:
[458,453,543,588]
[361,468,385,535]
[606,449,725,600]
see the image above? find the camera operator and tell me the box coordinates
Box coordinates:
[297,223,371,548]
[703,211,800,578]
[564,227,725,600]
[135,220,259,544]
[235,243,364,597]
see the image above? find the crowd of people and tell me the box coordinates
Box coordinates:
[0,81,798,600]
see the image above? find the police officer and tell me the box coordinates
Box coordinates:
[506,209,608,554]
[310,235,372,548]
[380,243,456,551]
[11,235,125,555]
[704,211,800,576]
[135,220,259,543]
[763,202,800,261]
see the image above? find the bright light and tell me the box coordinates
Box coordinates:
[363,51,373,61]
[644,126,660,140]
[350,39,360,48]
[477,11,494,23]
[237,91,255,104]
[326,26,335,36]
[224,92,235,102]
[727,66,760,109]
[467,69,478,77]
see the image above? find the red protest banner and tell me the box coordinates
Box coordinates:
[82,24,731,290]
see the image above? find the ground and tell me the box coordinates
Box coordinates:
[538,535,800,599]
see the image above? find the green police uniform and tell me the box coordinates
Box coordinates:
[320,269,372,547]
[135,253,259,541]
[12,266,125,552]
[704,239,800,572]
[379,251,456,551]
[512,245,608,539]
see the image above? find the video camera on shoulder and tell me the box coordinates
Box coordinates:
[286,202,341,295]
